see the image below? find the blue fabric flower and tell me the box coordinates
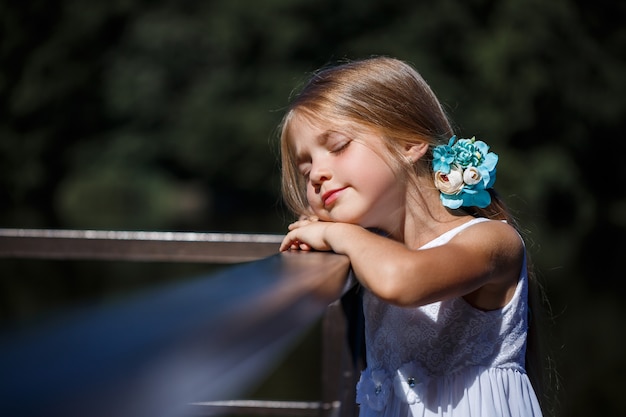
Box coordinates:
[432,136,456,174]
[356,368,392,411]
[432,136,498,209]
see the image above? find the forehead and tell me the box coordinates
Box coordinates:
[285,112,333,154]
[286,111,325,138]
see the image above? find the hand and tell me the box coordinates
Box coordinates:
[280,218,335,252]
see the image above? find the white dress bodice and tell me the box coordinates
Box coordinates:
[355,218,543,417]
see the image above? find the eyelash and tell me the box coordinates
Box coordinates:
[331,140,350,154]
[298,140,351,178]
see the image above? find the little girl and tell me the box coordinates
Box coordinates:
[278,57,546,417]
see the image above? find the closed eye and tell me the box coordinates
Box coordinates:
[298,162,311,178]
[330,139,351,154]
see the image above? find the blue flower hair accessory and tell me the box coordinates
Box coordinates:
[432,135,498,209]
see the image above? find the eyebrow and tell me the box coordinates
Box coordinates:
[317,131,333,145]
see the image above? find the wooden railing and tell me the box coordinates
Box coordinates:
[0,228,363,417]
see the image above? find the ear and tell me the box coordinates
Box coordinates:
[404,142,429,163]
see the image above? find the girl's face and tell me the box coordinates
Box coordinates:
[288,114,407,230]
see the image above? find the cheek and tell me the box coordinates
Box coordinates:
[350,152,398,190]
[363,170,398,197]
[306,186,322,210]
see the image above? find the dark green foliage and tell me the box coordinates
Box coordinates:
[1,0,625,415]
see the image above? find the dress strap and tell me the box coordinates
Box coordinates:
[420,217,491,249]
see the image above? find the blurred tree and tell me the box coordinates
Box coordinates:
[1,0,625,415]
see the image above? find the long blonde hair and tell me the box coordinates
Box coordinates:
[278,56,555,412]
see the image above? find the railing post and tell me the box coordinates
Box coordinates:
[321,284,365,417]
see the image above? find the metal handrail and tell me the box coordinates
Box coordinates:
[191,399,341,417]
[0,229,358,417]
[0,228,283,263]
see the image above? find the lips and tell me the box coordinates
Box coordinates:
[322,187,346,207]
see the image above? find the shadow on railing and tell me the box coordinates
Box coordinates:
[0,229,363,417]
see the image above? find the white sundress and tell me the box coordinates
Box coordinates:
[355,218,543,417]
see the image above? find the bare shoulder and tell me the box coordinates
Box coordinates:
[455,219,523,259]
[453,219,524,309]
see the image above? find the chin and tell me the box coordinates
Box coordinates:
[328,212,363,224]
[326,208,383,228]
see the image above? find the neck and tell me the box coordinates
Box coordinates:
[401,180,473,248]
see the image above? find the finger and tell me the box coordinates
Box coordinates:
[298,242,313,251]
[288,220,310,230]
[279,236,296,252]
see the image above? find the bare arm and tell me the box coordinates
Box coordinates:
[280,219,523,309]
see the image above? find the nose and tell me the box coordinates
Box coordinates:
[309,161,331,187]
